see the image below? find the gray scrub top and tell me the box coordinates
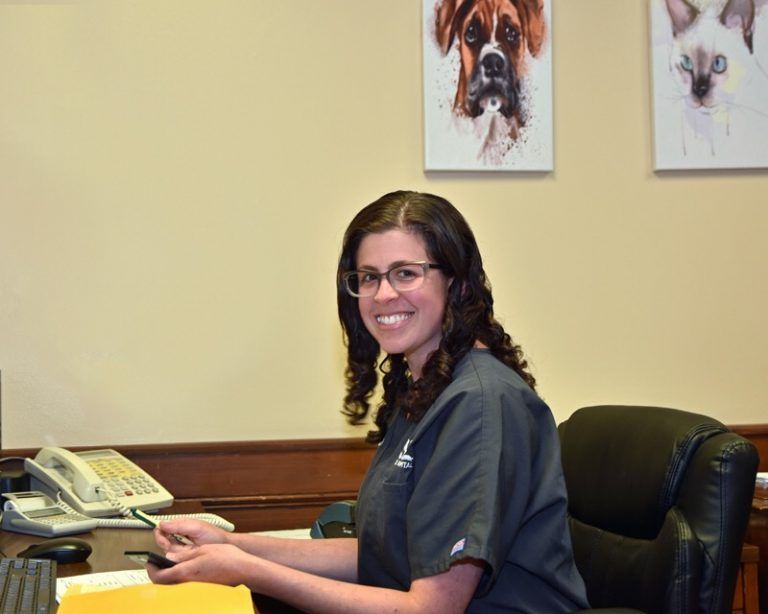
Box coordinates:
[355,349,589,613]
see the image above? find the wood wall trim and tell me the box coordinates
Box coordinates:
[3,426,764,531]
[2,438,376,532]
[731,425,768,472]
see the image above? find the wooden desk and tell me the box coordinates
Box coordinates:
[0,527,300,613]
[1,527,165,579]
[747,502,768,614]
[735,543,760,614]
[1,528,761,613]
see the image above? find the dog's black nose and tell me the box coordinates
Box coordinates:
[481,54,505,78]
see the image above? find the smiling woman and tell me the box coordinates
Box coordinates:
[336,190,538,434]
[146,191,590,613]
[331,190,590,611]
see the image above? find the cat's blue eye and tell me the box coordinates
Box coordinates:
[712,55,727,74]
[680,55,693,72]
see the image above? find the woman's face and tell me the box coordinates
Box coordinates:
[355,229,450,379]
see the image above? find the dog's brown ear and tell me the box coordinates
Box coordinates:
[720,0,755,53]
[518,0,545,57]
[664,0,699,35]
[435,0,466,54]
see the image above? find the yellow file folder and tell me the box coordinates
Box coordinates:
[58,581,254,613]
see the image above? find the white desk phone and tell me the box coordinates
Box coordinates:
[0,446,234,537]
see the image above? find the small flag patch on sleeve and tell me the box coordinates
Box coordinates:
[450,537,466,557]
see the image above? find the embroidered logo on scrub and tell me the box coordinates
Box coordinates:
[394,438,413,469]
[450,538,466,557]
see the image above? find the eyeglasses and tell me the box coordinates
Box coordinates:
[342,261,445,298]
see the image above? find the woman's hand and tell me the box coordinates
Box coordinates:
[153,519,230,553]
[146,543,256,587]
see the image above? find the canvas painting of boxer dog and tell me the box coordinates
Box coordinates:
[423,0,552,170]
[651,0,768,169]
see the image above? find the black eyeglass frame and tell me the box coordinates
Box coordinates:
[342,261,445,298]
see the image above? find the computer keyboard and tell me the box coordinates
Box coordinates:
[0,557,57,613]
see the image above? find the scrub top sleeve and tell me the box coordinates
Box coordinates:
[405,387,535,589]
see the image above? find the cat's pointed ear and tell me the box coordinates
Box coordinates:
[720,0,755,53]
[664,0,699,35]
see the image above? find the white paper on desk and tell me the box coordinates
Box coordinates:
[56,569,150,603]
[252,528,311,539]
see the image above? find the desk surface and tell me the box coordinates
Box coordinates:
[747,506,768,614]
[0,527,300,613]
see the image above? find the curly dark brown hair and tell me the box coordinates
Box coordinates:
[337,191,535,443]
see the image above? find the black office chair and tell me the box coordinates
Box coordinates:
[558,405,758,614]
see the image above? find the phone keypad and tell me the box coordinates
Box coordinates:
[38,514,91,526]
[25,507,92,525]
[86,458,162,498]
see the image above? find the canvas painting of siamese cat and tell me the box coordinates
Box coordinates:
[651,0,768,169]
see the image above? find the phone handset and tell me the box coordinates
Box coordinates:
[28,446,106,503]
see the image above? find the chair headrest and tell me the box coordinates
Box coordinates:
[558,405,727,539]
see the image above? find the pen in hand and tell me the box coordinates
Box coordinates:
[130,507,193,545]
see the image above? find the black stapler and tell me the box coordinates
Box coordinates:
[310,500,357,538]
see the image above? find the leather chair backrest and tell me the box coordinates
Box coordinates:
[559,405,758,614]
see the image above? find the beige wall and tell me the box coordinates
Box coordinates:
[1,1,766,448]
